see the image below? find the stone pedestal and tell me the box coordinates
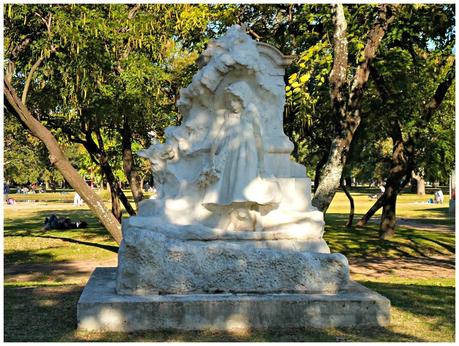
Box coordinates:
[78,268,391,332]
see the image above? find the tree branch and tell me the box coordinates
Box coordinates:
[348,4,397,110]
[21,55,45,105]
[422,60,455,124]
[329,3,348,118]
[21,11,56,105]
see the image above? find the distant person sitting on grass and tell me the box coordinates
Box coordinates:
[73,192,84,206]
[434,190,444,204]
[369,183,386,199]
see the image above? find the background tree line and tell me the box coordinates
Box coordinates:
[4,4,455,242]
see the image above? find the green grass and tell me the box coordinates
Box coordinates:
[3,190,456,342]
[324,189,454,261]
[4,203,117,266]
[328,188,454,226]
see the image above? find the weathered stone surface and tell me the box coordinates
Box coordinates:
[79,268,391,332]
[116,226,348,295]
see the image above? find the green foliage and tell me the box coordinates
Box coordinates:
[4,112,74,185]
[280,4,455,183]
[4,4,231,185]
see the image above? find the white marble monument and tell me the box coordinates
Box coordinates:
[116,25,348,295]
[78,25,390,332]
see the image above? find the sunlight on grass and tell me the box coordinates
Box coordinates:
[4,201,118,266]
[328,189,453,225]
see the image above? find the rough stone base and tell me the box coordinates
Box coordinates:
[78,268,390,332]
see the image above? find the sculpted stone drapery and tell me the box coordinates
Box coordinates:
[116,25,349,295]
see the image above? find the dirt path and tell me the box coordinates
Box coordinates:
[4,258,117,284]
[368,217,454,233]
[349,256,455,279]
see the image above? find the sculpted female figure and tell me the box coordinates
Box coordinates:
[200,81,280,231]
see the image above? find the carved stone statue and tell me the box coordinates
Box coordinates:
[116,24,349,295]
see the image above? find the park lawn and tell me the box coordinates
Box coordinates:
[324,190,454,260]
[3,190,455,342]
[328,189,453,225]
[4,202,118,266]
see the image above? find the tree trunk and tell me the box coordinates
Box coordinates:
[379,181,398,239]
[361,61,454,236]
[313,138,354,212]
[345,176,352,187]
[340,176,354,228]
[313,152,328,193]
[412,172,426,195]
[4,79,122,244]
[312,4,394,212]
[356,193,384,226]
[106,180,122,221]
[140,176,145,191]
[82,130,136,218]
[121,116,144,208]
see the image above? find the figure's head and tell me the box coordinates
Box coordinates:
[227,93,243,113]
[224,81,253,113]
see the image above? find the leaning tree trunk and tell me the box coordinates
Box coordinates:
[121,115,144,208]
[312,4,394,212]
[356,193,384,227]
[340,176,355,228]
[82,129,136,220]
[4,79,122,244]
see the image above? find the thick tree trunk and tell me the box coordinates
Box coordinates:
[312,4,394,212]
[121,116,144,208]
[379,180,398,239]
[340,176,354,228]
[313,138,354,212]
[412,172,426,195]
[4,79,122,244]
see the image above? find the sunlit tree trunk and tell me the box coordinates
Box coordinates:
[312,4,395,212]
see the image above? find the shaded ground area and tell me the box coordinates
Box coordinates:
[4,279,454,342]
[5,259,118,284]
[350,256,454,279]
[369,216,454,233]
